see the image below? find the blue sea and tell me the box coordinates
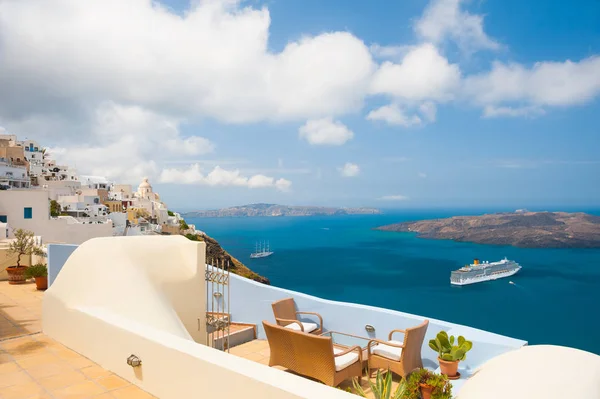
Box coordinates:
[187,209,600,355]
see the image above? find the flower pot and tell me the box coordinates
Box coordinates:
[438,357,459,377]
[419,383,433,399]
[34,276,48,291]
[6,266,28,285]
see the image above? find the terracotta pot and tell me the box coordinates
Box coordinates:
[6,266,28,285]
[438,357,459,377]
[34,276,48,291]
[419,383,433,399]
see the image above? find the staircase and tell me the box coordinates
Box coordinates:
[206,312,257,350]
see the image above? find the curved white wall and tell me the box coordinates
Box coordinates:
[43,237,355,399]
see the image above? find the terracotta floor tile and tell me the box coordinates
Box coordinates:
[2,338,49,358]
[0,370,33,388]
[0,353,13,364]
[0,360,20,374]
[26,360,75,379]
[53,380,106,399]
[38,370,87,391]
[80,365,112,380]
[0,381,47,399]
[65,356,95,370]
[96,374,129,391]
[111,385,155,399]
[243,352,265,362]
[93,394,116,399]
[16,353,60,369]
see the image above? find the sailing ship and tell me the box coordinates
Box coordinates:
[250,241,274,258]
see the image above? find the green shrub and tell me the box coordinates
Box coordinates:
[404,368,452,399]
[167,210,175,216]
[24,264,48,278]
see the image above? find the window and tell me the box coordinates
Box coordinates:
[24,207,32,219]
[0,215,7,223]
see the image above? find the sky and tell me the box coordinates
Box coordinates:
[0,0,599,210]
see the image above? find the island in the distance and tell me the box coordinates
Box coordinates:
[182,203,382,218]
[376,211,600,248]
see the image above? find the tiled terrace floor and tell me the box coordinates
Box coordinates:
[0,281,155,399]
[230,339,405,397]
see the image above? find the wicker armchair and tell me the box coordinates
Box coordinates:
[271,297,323,334]
[262,320,363,386]
[367,319,429,378]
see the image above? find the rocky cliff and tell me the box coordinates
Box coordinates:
[185,233,270,284]
[377,211,600,248]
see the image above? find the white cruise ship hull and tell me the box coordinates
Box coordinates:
[451,266,521,286]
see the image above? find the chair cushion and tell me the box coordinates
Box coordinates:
[284,321,318,333]
[371,340,403,361]
[333,347,360,371]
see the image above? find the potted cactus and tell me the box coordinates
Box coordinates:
[429,331,473,378]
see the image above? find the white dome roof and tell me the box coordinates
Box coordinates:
[138,177,152,189]
[457,345,600,399]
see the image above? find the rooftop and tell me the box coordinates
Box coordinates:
[0,281,155,399]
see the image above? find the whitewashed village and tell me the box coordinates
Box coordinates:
[0,131,198,281]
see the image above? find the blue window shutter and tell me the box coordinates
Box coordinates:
[24,207,33,219]
[0,215,7,223]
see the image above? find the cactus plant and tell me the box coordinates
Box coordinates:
[429,331,473,362]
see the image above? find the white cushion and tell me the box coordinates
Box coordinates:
[333,347,360,371]
[284,321,318,333]
[371,340,403,361]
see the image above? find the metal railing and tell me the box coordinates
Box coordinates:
[205,258,231,352]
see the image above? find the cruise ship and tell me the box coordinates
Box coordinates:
[451,258,522,285]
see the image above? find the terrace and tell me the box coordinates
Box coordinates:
[2,235,597,398]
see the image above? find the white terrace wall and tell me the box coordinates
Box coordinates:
[43,237,354,399]
[224,273,527,377]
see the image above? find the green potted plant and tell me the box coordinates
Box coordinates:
[404,368,452,399]
[24,264,48,290]
[429,331,473,378]
[352,368,406,399]
[6,229,45,285]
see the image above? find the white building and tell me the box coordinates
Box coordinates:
[0,189,112,244]
[0,158,30,189]
[131,178,169,224]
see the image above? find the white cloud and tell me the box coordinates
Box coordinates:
[482,105,546,118]
[48,103,214,183]
[379,195,409,201]
[465,58,600,113]
[369,44,412,60]
[418,172,428,178]
[0,0,375,126]
[338,162,360,177]
[367,104,422,127]
[415,0,499,52]
[370,44,461,102]
[299,118,354,146]
[160,164,292,191]
[419,102,437,122]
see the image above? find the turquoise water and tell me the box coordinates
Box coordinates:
[188,210,600,355]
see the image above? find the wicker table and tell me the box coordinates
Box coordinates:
[321,331,371,365]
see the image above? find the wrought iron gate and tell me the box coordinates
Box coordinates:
[205,258,231,352]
